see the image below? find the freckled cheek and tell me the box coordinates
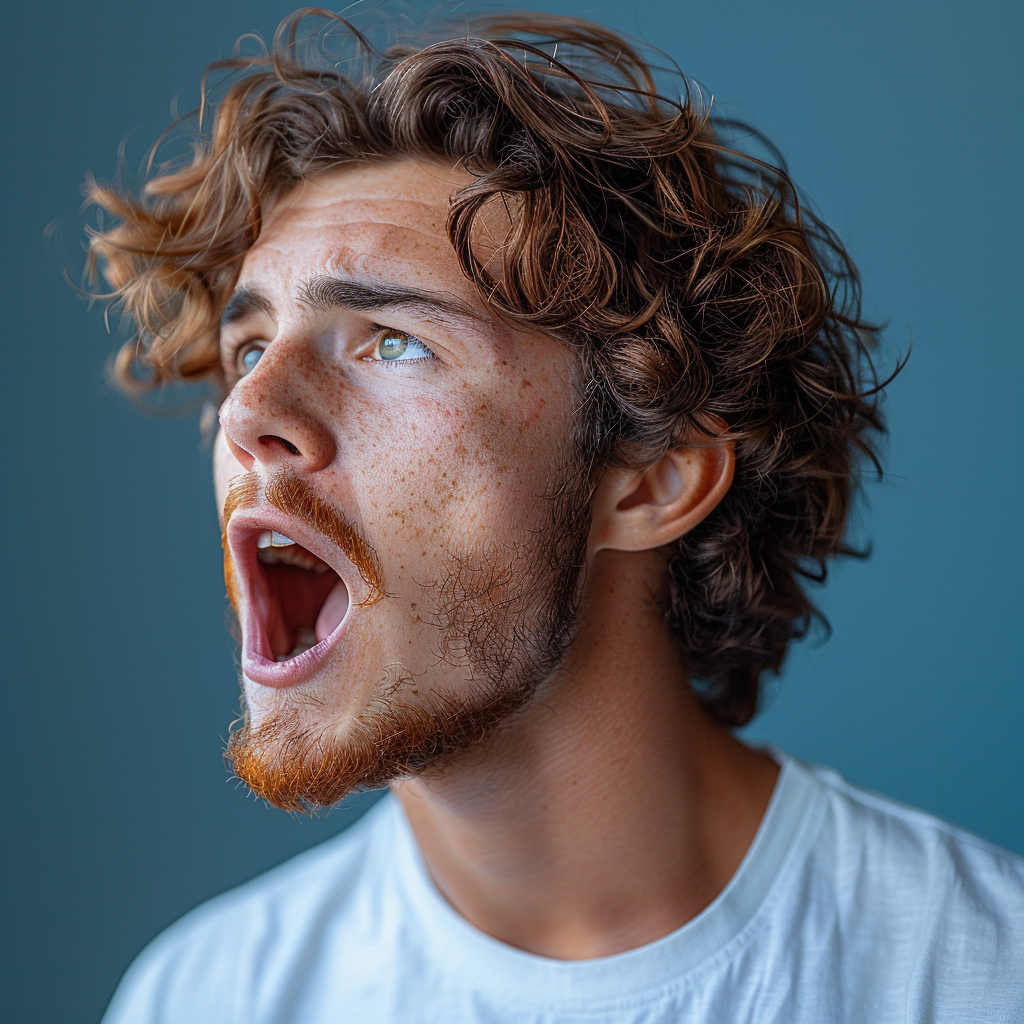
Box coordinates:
[349,437,496,553]
[347,390,563,543]
[343,407,463,504]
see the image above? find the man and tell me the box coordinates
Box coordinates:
[90,9,1023,1022]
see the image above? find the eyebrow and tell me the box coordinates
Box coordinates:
[297,275,485,329]
[220,275,486,335]
[220,287,277,329]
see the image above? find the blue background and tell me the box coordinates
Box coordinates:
[1,2,1020,1021]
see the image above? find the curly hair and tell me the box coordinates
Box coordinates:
[86,7,890,727]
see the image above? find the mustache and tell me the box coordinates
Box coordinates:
[221,470,386,605]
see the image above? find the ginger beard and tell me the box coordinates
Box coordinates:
[223,464,592,812]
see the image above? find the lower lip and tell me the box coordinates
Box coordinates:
[241,604,350,689]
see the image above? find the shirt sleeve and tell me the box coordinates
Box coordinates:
[100,905,246,1024]
[903,833,1024,1023]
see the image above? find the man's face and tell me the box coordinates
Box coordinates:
[215,160,588,808]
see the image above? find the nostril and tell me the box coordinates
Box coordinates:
[259,434,302,456]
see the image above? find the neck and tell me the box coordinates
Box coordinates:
[394,550,778,960]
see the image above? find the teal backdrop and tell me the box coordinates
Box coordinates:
[2,2,1020,1021]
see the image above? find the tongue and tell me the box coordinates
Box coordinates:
[315,579,349,642]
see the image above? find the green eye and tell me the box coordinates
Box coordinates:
[369,329,435,365]
[377,331,409,360]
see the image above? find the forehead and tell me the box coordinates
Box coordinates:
[236,159,487,299]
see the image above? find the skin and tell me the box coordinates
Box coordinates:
[215,158,779,960]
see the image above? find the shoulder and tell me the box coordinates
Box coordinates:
[101,795,396,1024]
[804,756,1024,906]
[789,755,1024,1020]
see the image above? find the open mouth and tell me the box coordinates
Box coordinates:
[246,529,351,664]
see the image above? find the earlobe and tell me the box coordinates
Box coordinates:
[588,438,735,555]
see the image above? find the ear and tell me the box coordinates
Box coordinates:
[588,432,735,555]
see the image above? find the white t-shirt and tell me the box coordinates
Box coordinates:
[102,751,1024,1023]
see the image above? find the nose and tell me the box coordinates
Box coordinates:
[218,339,337,476]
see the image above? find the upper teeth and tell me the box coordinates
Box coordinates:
[257,531,297,549]
[255,531,332,573]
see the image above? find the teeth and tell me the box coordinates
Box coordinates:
[256,535,332,573]
[257,530,297,549]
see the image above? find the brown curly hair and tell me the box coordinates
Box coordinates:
[86,7,890,727]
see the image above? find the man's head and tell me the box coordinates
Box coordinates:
[87,10,885,808]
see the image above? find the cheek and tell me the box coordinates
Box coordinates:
[352,404,482,531]
[353,395,562,555]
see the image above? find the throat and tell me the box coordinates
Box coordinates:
[393,650,780,961]
[260,562,348,661]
